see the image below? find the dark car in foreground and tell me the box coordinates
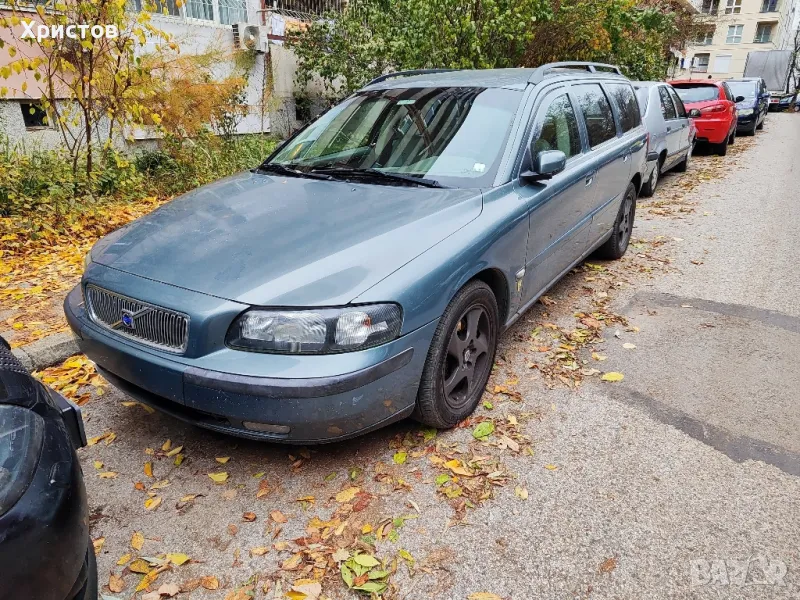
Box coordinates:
[726,78,768,135]
[66,62,646,444]
[0,337,94,600]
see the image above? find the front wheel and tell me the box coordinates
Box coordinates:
[413,281,499,429]
[596,182,637,260]
[674,142,692,173]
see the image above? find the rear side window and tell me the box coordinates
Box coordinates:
[533,94,582,159]
[658,86,677,120]
[672,84,720,103]
[722,83,734,101]
[634,87,649,116]
[572,84,617,148]
[606,84,641,132]
[666,87,687,118]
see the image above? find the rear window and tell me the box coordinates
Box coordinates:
[673,84,719,103]
[606,84,641,133]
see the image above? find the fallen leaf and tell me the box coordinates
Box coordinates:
[288,582,322,600]
[601,372,625,382]
[161,439,172,452]
[157,583,180,597]
[335,487,360,503]
[92,537,105,555]
[393,451,407,465]
[472,421,495,439]
[242,512,256,522]
[117,553,131,566]
[208,472,229,484]
[200,576,219,590]
[144,462,153,478]
[256,479,270,498]
[515,486,529,500]
[353,554,380,568]
[544,464,558,471]
[468,594,503,600]
[215,456,230,464]
[332,548,350,562]
[109,573,126,593]
[622,343,636,349]
[98,471,118,479]
[270,510,288,523]
[165,445,183,457]
[282,553,303,570]
[166,553,190,566]
[128,558,150,574]
[131,531,144,551]
[93,461,103,470]
[250,546,269,556]
[144,496,162,511]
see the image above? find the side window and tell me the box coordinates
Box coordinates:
[722,83,733,101]
[606,84,642,133]
[532,94,582,159]
[572,84,617,148]
[667,87,687,118]
[658,86,677,120]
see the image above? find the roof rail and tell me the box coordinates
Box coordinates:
[529,61,624,85]
[365,69,458,87]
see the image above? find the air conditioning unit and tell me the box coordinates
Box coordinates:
[232,23,267,53]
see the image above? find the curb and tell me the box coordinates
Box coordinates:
[12,332,80,371]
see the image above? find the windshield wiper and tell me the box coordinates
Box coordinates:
[309,167,446,188]
[256,163,335,181]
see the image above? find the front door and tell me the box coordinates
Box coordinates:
[516,90,597,307]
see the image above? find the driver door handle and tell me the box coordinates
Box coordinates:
[585,175,594,187]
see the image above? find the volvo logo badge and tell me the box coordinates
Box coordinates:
[121,311,136,329]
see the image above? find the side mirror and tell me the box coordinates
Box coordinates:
[688,108,702,118]
[735,95,746,103]
[521,150,567,183]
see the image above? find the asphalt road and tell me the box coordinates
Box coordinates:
[80,113,800,600]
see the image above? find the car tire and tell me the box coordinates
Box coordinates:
[413,280,499,429]
[717,135,729,156]
[757,118,765,130]
[596,182,637,261]
[73,542,98,600]
[728,128,736,146]
[673,142,692,173]
[640,159,661,197]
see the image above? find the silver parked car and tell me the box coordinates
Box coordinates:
[633,82,696,197]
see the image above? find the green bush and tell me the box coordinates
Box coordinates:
[0,133,279,218]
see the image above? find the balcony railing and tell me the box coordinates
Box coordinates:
[270,0,346,14]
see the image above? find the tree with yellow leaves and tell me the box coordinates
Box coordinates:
[0,0,177,180]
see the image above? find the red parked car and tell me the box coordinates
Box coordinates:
[668,80,742,156]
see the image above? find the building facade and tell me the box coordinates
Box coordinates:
[673,0,797,81]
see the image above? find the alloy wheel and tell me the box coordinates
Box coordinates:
[617,190,634,253]
[442,305,494,411]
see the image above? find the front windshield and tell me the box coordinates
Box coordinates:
[267,87,523,188]
[672,84,720,103]
[727,81,758,100]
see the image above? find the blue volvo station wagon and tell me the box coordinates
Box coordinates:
[65,62,647,443]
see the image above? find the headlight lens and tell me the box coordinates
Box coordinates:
[0,405,44,517]
[227,304,403,354]
[738,108,754,116]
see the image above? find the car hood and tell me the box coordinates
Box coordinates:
[92,171,482,306]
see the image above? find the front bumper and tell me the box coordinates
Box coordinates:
[736,113,756,131]
[0,407,89,600]
[65,284,436,444]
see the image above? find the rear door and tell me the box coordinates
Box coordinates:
[518,88,597,306]
[571,83,630,240]
[666,85,692,156]
[657,85,683,167]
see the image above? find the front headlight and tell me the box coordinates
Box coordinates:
[226,304,403,354]
[738,108,754,116]
[0,405,44,517]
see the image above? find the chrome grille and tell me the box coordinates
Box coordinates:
[85,285,189,353]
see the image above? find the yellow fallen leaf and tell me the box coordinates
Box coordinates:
[515,486,529,500]
[92,537,105,555]
[215,456,230,464]
[335,487,360,503]
[144,462,153,478]
[144,496,162,510]
[165,445,183,457]
[544,464,558,471]
[135,569,159,592]
[173,453,185,466]
[161,439,172,452]
[131,531,144,551]
[468,594,503,600]
[361,524,373,534]
[208,471,229,484]
[129,558,150,574]
[444,459,473,477]
[117,553,131,566]
[98,471,118,479]
[601,372,624,382]
[166,553,190,566]
[93,461,104,470]
[281,553,303,570]
[250,546,269,556]
[200,575,219,590]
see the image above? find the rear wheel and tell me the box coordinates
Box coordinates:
[72,542,97,600]
[717,134,729,156]
[674,141,692,173]
[640,159,661,197]
[596,182,637,260]
[728,128,736,145]
[413,281,499,429]
[757,116,765,130]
